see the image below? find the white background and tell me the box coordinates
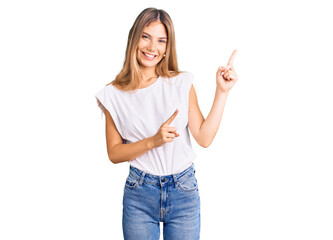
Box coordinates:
[1,0,332,239]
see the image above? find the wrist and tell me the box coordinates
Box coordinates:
[216,88,229,96]
[146,137,155,150]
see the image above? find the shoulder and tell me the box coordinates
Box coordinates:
[165,71,193,80]
[167,71,194,86]
[181,71,194,78]
[174,71,194,80]
[178,72,194,90]
[95,84,117,102]
[180,72,195,86]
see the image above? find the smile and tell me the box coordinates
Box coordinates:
[142,51,157,60]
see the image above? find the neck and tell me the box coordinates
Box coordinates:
[140,67,158,82]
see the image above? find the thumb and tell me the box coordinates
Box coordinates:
[163,109,179,126]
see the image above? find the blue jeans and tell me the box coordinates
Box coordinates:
[122,163,200,240]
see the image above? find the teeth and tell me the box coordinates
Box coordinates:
[143,52,155,58]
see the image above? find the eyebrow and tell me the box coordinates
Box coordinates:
[142,32,167,39]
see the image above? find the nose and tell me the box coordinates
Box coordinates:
[147,40,157,51]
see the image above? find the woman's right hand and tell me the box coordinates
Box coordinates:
[151,109,180,148]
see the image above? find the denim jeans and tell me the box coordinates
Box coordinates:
[122,163,200,240]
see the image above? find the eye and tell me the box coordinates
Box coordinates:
[159,40,167,43]
[142,35,149,40]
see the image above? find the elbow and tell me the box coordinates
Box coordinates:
[108,152,120,164]
[196,137,212,148]
[200,141,212,148]
[107,145,121,164]
[109,156,116,164]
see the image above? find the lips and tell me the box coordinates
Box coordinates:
[142,51,157,60]
[143,52,157,57]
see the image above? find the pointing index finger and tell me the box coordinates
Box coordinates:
[164,109,178,125]
[227,49,237,68]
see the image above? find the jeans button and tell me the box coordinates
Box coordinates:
[161,178,165,182]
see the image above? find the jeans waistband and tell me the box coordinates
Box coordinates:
[128,163,196,186]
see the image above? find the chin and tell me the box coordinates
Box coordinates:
[139,59,162,68]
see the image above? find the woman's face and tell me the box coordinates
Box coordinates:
[136,21,167,71]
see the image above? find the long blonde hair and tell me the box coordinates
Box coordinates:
[107,8,182,91]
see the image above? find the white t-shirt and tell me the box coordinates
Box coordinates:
[95,72,197,176]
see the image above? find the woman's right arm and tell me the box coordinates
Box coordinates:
[104,108,179,164]
[104,109,155,164]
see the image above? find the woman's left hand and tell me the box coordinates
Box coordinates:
[216,49,239,93]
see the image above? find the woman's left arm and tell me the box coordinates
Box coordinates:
[188,50,238,148]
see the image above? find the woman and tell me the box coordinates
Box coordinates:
[95,7,238,240]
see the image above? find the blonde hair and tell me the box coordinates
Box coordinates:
[107,7,182,91]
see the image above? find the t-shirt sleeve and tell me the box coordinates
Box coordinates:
[95,86,125,140]
[185,72,194,93]
[182,72,194,110]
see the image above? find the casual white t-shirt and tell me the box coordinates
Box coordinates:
[95,72,197,176]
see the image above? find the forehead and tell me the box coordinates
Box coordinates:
[143,21,167,37]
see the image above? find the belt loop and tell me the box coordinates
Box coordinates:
[139,171,146,186]
[172,174,179,187]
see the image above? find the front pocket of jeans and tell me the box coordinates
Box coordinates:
[178,176,198,192]
[125,174,140,189]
